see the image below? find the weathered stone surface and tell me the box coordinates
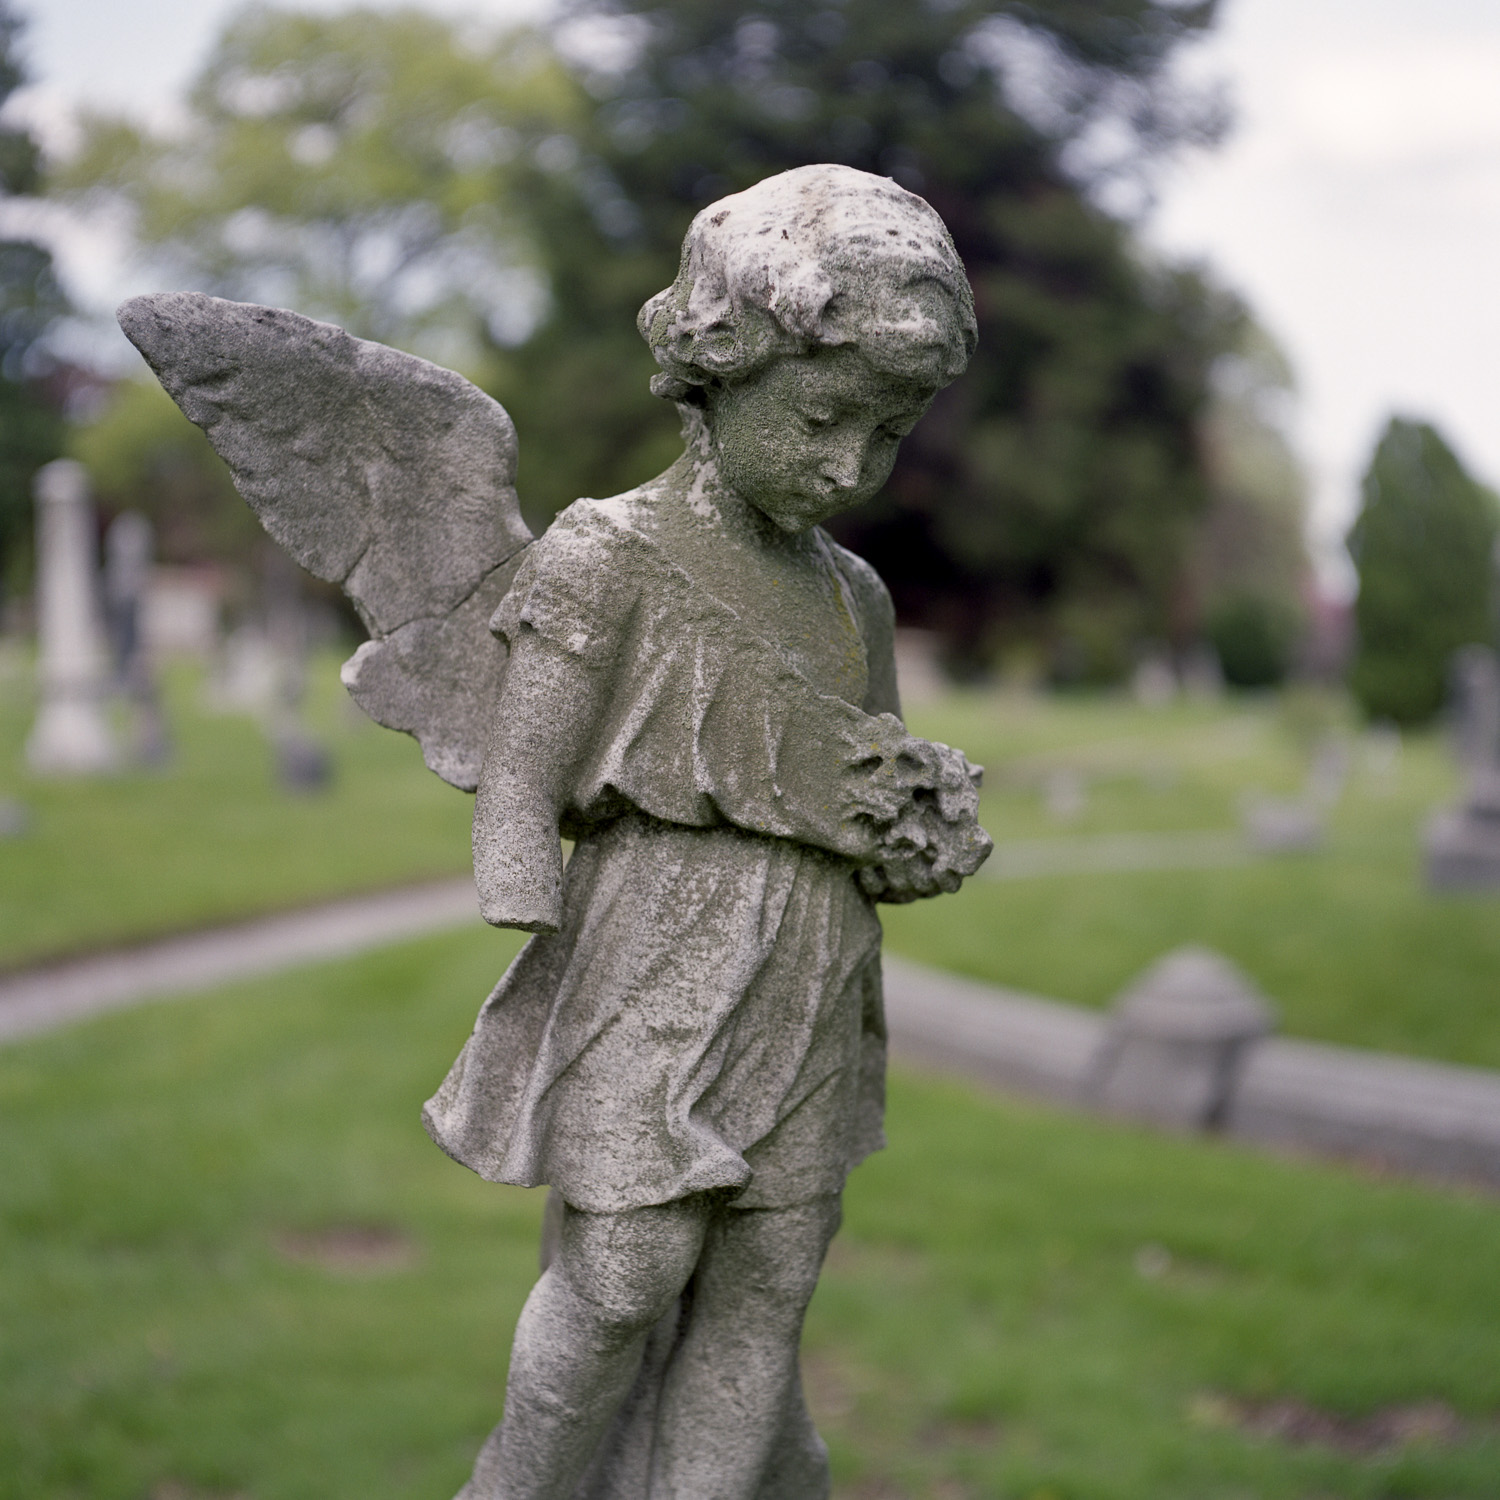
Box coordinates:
[1229,1036,1500,1189]
[124,163,991,1498]
[117,291,531,791]
[340,551,526,791]
[882,955,1103,1104]
[1091,946,1274,1130]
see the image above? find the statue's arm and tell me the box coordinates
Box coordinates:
[821,538,991,901]
[823,536,901,719]
[471,626,601,934]
[858,581,901,722]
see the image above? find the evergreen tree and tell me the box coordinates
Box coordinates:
[0,0,67,593]
[491,0,1237,672]
[1348,417,1499,725]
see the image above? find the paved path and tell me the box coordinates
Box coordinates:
[0,825,1253,1044]
[0,879,479,1043]
[4,878,1499,1191]
[0,883,1081,1056]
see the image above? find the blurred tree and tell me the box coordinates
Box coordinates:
[60,0,1242,674]
[0,0,68,596]
[68,379,251,566]
[491,0,1238,672]
[59,5,580,367]
[57,3,581,616]
[1191,321,1310,687]
[1205,593,1299,689]
[1347,417,1499,726]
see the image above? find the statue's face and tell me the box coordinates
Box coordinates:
[708,345,937,533]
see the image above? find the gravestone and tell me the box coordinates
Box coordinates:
[1425,644,1500,889]
[1242,792,1323,854]
[261,549,331,792]
[1131,651,1176,707]
[1091,946,1274,1130]
[892,626,944,707]
[204,624,283,715]
[104,510,170,764]
[25,460,119,775]
[1241,735,1348,856]
[104,509,153,674]
[1043,767,1087,822]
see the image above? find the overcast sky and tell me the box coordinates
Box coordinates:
[11,0,1500,593]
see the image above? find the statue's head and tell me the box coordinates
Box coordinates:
[638,164,977,532]
[641,164,975,402]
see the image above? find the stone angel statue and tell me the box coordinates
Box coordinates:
[121,163,991,1500]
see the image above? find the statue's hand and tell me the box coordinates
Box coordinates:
[856,739,991,901]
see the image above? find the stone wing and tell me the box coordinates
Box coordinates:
[117,291,533,791]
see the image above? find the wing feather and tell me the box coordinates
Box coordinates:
[118,291,532,790]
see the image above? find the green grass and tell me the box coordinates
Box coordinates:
[5,646,1498,1069]
[0,649,473,971]
[2,931,1498,1499]
[884,689,1500,1071]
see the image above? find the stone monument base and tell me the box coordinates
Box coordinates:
[1089,947,1273,1131]
[26,693,118,776]
[1425,806,1500,890]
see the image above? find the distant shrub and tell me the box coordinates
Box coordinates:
[1207,593,1300,689]
[1046,600,1138,689]
[1348,418,1498,725]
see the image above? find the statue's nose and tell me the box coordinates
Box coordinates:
[823,446,863,491]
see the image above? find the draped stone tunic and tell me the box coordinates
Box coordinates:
[422,496,912,1213]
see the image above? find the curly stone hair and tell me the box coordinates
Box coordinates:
[638,164,977,408]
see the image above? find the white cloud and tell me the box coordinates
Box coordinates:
[1148,0,1500,595]
[1286,44,1500,167]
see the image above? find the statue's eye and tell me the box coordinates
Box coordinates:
[802,411,834,430]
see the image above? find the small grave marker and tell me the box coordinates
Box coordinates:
[1091,946,1274,1130]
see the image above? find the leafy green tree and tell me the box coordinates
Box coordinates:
[1191,321,1310,687]
[57,3,581,605]
[491,0,1237,670]
[61,0,1240,672]
[68,379,250,566]
[1347,417,1499,725]
[1205,593,1299,689]
[0,0,68,593]
[60,5,579,365]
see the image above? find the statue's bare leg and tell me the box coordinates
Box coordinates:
[647,1194,842,1499]
[459,1195,711,1500]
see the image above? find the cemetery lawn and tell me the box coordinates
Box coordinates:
[5,644,1498,1071]
[3,930,1498,1500]
[0,650,473,971]
[887,688,1500,1072]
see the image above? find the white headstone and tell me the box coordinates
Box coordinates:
[1425,645,1500,889]
[1092,946,1275,1129]
[25,460,119,775]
